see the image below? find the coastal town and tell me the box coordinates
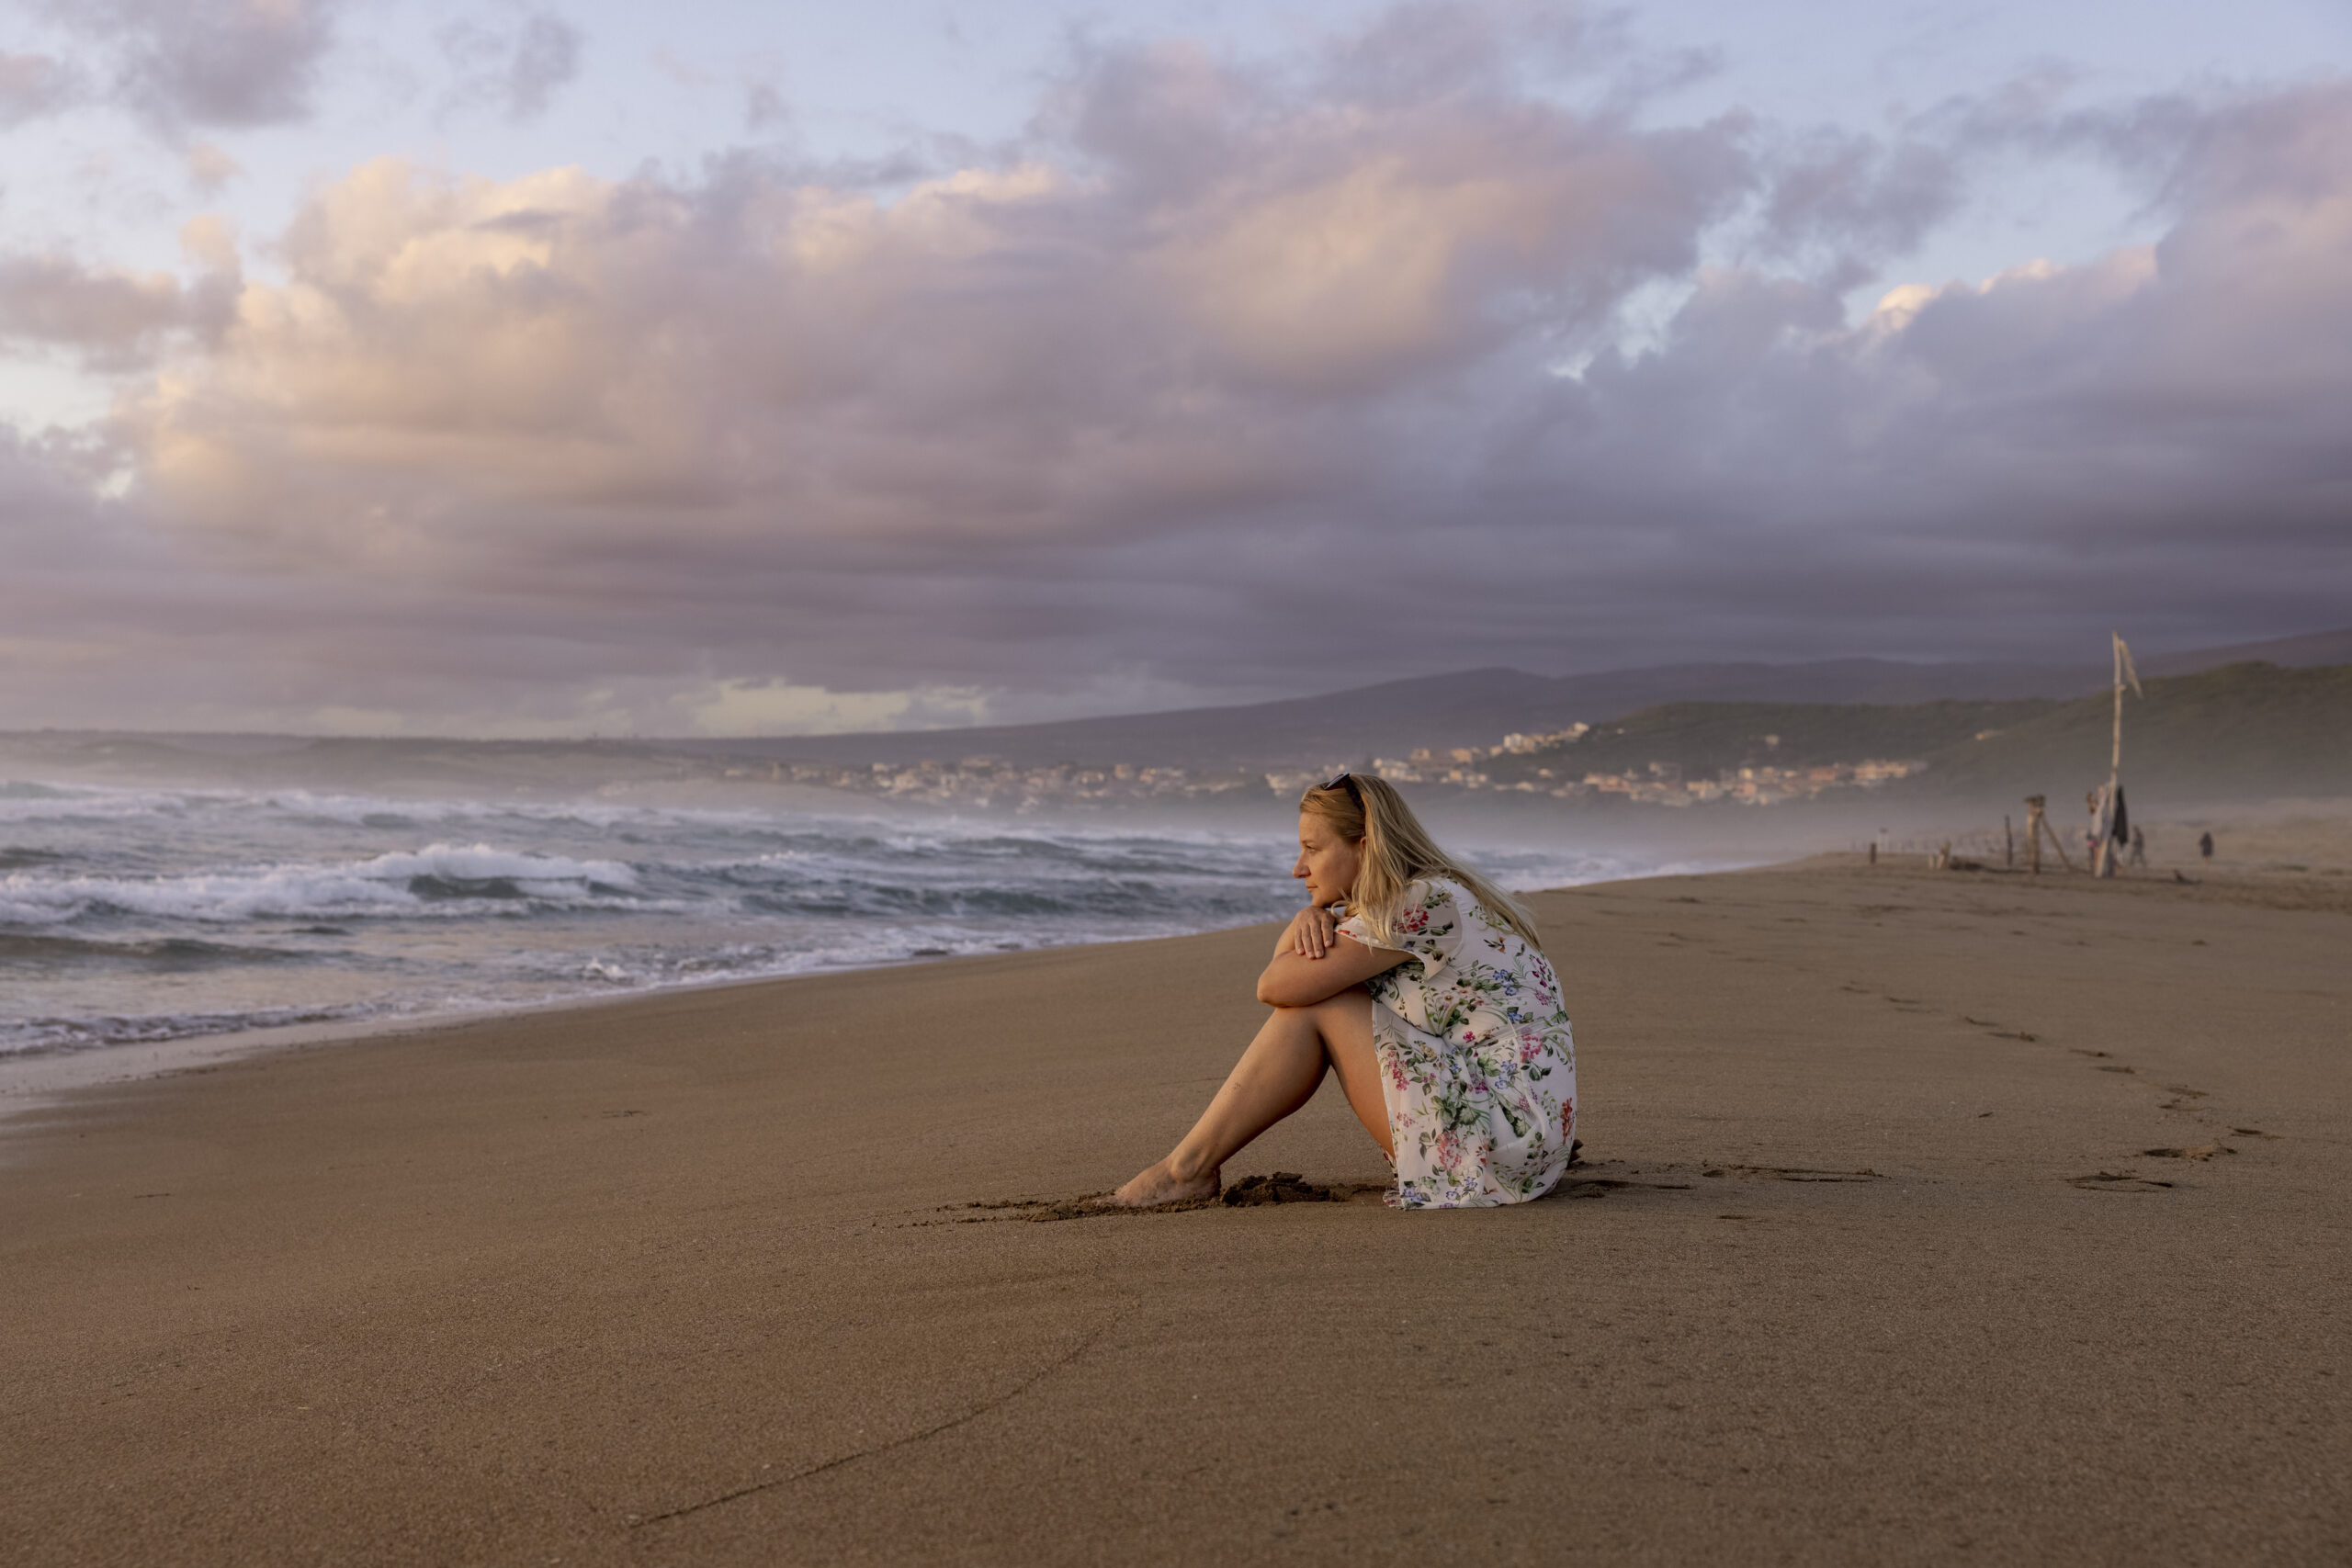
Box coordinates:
[719,726,1924,810]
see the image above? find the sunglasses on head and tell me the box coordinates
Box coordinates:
[1318,771,1362,799]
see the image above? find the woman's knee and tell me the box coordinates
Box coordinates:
[1306,988,1373,1032]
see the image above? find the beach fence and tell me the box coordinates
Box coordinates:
[1865,829,2011,863]
[1862,814,2166,874]
[1862,820,2093,871]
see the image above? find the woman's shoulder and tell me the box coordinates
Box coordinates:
[1419,875,1519,936]
[1416,874,1509,910]
[1397,875,1464,909]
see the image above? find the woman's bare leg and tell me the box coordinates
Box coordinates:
[1105,990,1389,1207]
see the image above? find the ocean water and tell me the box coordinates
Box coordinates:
[0,780,1681,1058]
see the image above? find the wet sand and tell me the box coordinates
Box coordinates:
[4,856,2346,1565]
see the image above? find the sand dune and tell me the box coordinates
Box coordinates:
[4,856,2347,1564]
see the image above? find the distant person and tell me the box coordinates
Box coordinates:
[1102,773,1575,1210]
[2200,830,2215,863]
[2130,825,2147,868]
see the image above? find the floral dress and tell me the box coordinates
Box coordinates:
[1337,878,1576,1209]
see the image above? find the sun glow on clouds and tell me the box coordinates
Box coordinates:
[0,10,2348,734]
[688,680,992,739]
[1867,252,2157,335]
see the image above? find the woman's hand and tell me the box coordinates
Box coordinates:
[1285,904,1340,959]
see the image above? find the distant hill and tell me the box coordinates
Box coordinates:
[1479,662,2352,806]
[2132,626,2352,678]
[5,629,2344,801]
[682,626,2352,773]
[1484,697,2064,785]
[1904,661,2352,804]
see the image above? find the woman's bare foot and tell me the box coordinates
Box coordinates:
[1097,1155,1219,1208]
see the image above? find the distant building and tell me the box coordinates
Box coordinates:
[1500,725,1589,753]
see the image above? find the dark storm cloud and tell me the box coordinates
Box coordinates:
[40,0,345,131]
[3,8,2347,734]
[1754,129,1962,272]
[1502,81,2352,651]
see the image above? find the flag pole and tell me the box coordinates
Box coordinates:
[2096,632,2142,876]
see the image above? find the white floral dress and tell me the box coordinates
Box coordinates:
[1337,878,1577,1209]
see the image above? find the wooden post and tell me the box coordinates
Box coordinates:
[2025,795,2075,874]
[2044,812,2075,872]
[2005,815,2014,870]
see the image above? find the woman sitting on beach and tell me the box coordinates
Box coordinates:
[1107,773,1576,1210]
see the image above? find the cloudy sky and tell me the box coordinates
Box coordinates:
[2,0,2347,736]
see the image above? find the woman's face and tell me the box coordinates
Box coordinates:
[1294,812,1364,907]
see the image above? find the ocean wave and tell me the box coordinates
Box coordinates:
[732,876,1287,921]
[0,932,314,967]
[1,1000,385,1055]
[0,776,1707,1063]
[0,842,656,928]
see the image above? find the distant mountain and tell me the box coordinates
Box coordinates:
[6,628,2342,798]
[2133,626,2352,678]
[1903,661,2352,804]
[1479,660,2352,806]
[1482,697,2066,786]
[680,626,2352,773]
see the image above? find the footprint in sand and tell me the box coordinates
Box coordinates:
[948,1174,1385,1222]
[2068,1170,2176,1192]
[1553,1170,1694,1198]
[1701,1165,1883,1183]
[2066,1048,2138,1075]
[1217,1172,1381,1206]
[2142,1144,2234,1161]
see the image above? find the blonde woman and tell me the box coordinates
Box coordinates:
[1106,773,1577,1210]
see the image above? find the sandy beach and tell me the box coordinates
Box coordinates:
[5,852,2347,1565]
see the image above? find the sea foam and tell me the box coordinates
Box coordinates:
[0,779,1691,1059]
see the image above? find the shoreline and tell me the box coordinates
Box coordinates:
[0,941,1154,1123]
[6,832,2330,1122]
[0,853,1764,1125]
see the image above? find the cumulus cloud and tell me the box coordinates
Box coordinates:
[0,49,81,124]
[0,255,185,363]
[40,0,343,131]
[438,8,583,123]
[4,12,2348,734]
[185,141,243,192]
[0,220,239,370]
[1507,80,2352,647]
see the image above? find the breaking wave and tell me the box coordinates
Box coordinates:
[0,781,1682,1058]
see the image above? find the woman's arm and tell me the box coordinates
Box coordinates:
[1272,905,1340,960]
[1257,933,1408,1008]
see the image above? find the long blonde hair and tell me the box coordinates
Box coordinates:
[1301,773,1546,952]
